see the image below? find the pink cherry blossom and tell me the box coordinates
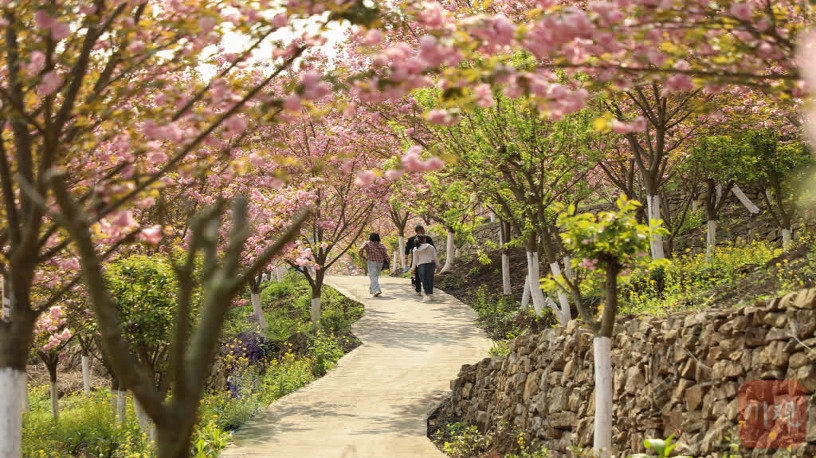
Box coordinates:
[729,3,754,21]
[111,211,136,228]
[25,51,46,76]
[385,169,404,181]
[138,225,164,245]
[354,170,376,186]
[37,71,62,96]
[664,74,694,93]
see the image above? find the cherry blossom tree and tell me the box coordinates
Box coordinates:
[545,196,667,455]
[600,84,711,259]
[269,104,387,323]
[415,91,598,323]
[33,305,73,419]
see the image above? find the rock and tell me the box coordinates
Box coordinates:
[684,384,704,411]
[789,352,812,370]
[548,387,569,414]
[680,358,696,379]
[796,365,816,393]
[548,411,574,430]
[758,341,789,367]
[522,370,541,402]
[625,366,644,395]
[763,312,787,328]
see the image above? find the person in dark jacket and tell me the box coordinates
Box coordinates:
[405,225,434,295]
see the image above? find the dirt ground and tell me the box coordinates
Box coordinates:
[435,246,530,304]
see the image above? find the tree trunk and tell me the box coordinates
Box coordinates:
[646,195,666,259]
[250,291,268,332]
[398,235,407,272]
[593,259,620,456]
[310,270,326,324]
[548,262,572,324]
[116,388,127,427]
[440,230,455,273]
[249,277,268,332]
[732,184,760,214]
[110,378,118,417]
[275,265,286,281]
[593,336,613,457]
[134,395,157,444]
[36,350,62,420]
[500,221,512,295]
[156,415,196,458]
[706,220,717,261]
[0,367,26,457]
[521,275,531,309]
[525,250,546,315]
[82,353,91,395]
[50,379,59,420]
[501,252,512,296]
[782,228,792,248]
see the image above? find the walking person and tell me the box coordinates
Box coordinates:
[411,234,440,302]
[359,233,389,297]
[405,224,434,295]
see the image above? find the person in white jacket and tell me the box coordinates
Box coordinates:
[410,235,440,302]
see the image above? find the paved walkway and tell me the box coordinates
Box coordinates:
[220,275,493,458]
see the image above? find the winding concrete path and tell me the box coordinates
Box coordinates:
[219,275,493,458]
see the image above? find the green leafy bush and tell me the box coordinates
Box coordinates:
[431,422,492,458]
[22,389,151,457]
[310,329,345,376]
[619,240,782,315]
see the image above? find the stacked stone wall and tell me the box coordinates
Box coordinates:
[434,289,816,457]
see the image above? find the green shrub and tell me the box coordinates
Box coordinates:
[310,329,345,376]
[260,351,314,402]
[192,420,232,458]
[22,389,151,457]
[619,240,782,315]
[261,279,295,302]
[432,422,492,458]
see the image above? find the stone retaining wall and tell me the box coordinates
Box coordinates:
[434,288,816,457]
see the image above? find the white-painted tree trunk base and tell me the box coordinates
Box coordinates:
[715,183,722,208]
[549,262,572,324]
[275,266,286,281]
[250,291,268,332]
[23,383,29,412]
[311,297,321,324]
[647,195,666,259]
[521,276,531,309]
[133,395,157,444]
[501,253,512,295]
[783,229,792,248]
[82,355,91,395]
[440,231,455,273]
[593,337,613,458]
[0,368,25,457]
[50,381,59,419]
[525,251,546,315]
[398,236,406,271]
[732,184,760,214]
[563,256,574,280]
[706,220,717,260]
[116,389,127,426]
